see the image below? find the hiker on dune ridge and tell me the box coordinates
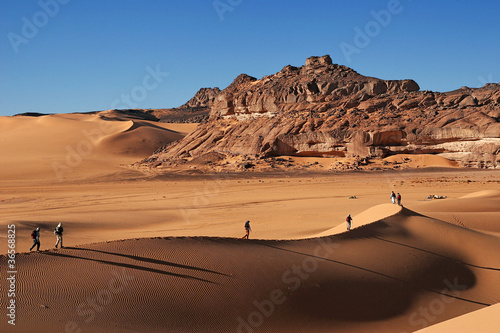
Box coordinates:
[242,220,251,239]
[30,227,41,251]
[54,222,64,248]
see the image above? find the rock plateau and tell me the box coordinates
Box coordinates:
[144,55,500,169]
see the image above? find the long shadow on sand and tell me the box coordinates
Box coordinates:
[43,251,218,285]
[373,237,500,271]
[373,207,500,271]
[64,247,231,277]
[261,243,490,307]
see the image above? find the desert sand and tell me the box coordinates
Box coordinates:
[1,114,499,332]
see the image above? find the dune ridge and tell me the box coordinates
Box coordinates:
[2,193,499,333]
[315,203,402,237]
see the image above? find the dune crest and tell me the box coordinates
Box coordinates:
[460,190,500,199]
[315,203,402,237]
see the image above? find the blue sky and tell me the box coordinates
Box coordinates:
[1,0,499,116]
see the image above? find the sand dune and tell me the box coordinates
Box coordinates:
[0,114,196,181]
[416,303,500,332]
[315,203,402,237]
[412,190,500,236]
[460,189,500,199]
[2,194,499,332]
[97,119,185,156]
[383,154,459,168]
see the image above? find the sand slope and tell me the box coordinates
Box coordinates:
[2,197,499,333]
[412,190,500,236]
[315,203,402,236]
[416,303,500,332]
[0,114,196,181]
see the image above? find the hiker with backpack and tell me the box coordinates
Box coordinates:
[30,227,41,251]
[397,193,402,206]
[346,214,352,231]
[54,222,64,248]
[242,220,251,239]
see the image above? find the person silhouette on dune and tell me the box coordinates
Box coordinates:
[346,214,352,231]
[54,222,64,248]
[30,227,41,251]
[242,220,251,239]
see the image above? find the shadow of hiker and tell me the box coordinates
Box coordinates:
[43,251,218,285]
[63,246,231,277]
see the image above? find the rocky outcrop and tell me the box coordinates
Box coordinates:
[210,55,419,120]
[151,87,221,123]
[147,55,500,169]
[181,87,221,108]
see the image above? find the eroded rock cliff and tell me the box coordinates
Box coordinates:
[146,55,500,169]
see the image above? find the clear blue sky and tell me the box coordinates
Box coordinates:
[1,0,499,116]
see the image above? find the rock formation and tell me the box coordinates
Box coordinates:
[181,87,221,109]
[145,55,500,169]
[149,87,221,123]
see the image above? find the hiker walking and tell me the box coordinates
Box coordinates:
[346,214,352,231]
[397,193,402,206]
[242,220,251,239]
[391,191,396,204]
[30,227,41,251]
[54,222,64,248]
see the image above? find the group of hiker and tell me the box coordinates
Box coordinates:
[390,191,403,206]
[345,191,403,231]
[244,190,404,237]
[29,222,64,252]
[28,191,404,247]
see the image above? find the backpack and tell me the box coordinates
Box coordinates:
[245,221,250,229]
[31,230,37,239]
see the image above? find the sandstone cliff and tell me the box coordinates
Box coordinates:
[146,55,500,169]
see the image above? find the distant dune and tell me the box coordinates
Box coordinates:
[0,113,196,181]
